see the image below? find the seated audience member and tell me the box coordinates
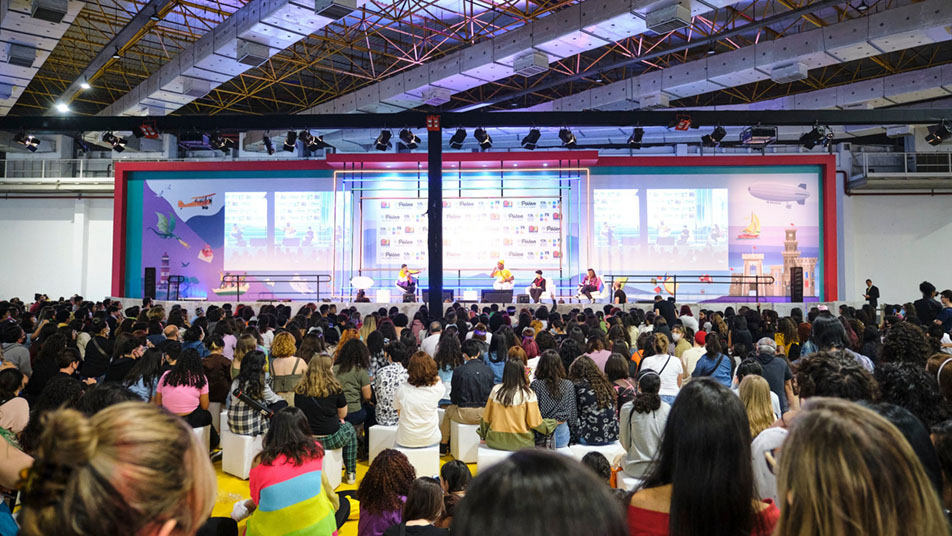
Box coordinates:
[79,317,113,380]
[23,333,67,400]
[434,332,464,404]
[479,359,556,450]
[931,420,952,511]
[121,348,165,401]
[733,359,781,420]
[670,325,691,359]
[228,350,286,438]
[17,376,85,454]
[437,460,472,529]
[156,348,215,442]
[74,383,140,416]
[751,427,787,504]
[269,331,307,406]
[18,402,215,536]
[795,350,878,404]
[453,449,627,536]
[294,355,358,484]
[628,378,779,536]
[880,321,933,367]
[691,333,732,387]
[739,375,774,439]
[639,333,682,405]
[753,338,798,414]
[810,314,874,372]
[864,402,943,494]
[0,367,29,435]
[581,451,629,504]
[394,352,444,448]
[375,341,410,426]
[1,321,32,377]
[874,361,951,429]
[383,477,449,536]
[619,370,670,479]
[606,353,636,416]
[102,332,143,385]
[530,350,577,448]
[202,336,232,407]
[774,398,946,536]
[679,331,706,382]
[234,407,338,536]
[570,355,619,446]
[183,325,210,359]
[357,449,416,536]
[333,339,373,428]
[440,339,494,450]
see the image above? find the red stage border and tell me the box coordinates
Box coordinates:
[112,154,837,301]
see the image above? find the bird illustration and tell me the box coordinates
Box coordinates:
[147,212,189,249]
[181,262,190,267]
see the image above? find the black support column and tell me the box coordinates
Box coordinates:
[426,115,443,322]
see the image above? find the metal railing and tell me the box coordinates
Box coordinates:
[604,274,777,303]
[220,273,332,303]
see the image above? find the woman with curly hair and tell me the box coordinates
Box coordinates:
[874,362,951,428]
[880,321,933,367]
[569,355,618,446]
[155,348,215,445]
[333,338,372,428]
[270,331,307,406]
[357,448,416,536]
[394,352,444,448]
[295,355,359,484]
[434,331,464,405]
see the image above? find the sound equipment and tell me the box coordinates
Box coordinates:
[402,293,416,303]
[482,289,513,303]
[790,266,804,302]
[144,267,156,299]
[516,294,530,303]
[422,290,454,302]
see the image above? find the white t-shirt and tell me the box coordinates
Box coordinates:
[420,333,441,357]
[680,347,706,380]
[640,353,683,397]
[393,379,444,449]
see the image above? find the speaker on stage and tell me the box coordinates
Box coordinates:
[482,289,513,303]
[790,266,804,302]
[144,267,156,300]
[422,290,454,302]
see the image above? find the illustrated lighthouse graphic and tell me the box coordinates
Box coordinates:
[159,252,170,291]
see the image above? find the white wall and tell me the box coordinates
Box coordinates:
[0,198,114,301]
[842,194,952,305]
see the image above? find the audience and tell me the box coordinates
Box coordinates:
[739,375,774,439]
[295,355,359,484]
[394,352,444,449]
[383,477,449,536]
[374,341,410,426]
[619,369,669,479]
[570,355,619,446]
[357,449,416,536]
[437,460,471,528]
[479,359,555,450]
[439,339,494,451]
[269,331,307,405]
[530,349,576,448]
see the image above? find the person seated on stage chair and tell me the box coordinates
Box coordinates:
[491,260,515,291]
[577,269,602,304]
[397,264,421,295]
[529,270,547,303]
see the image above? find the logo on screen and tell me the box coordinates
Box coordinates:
[528,225,539,233]
[553,250,561,258]
[552,213,561,220]
[380,201,390,208]
[491,251,499,258]
[490,213,499,221]
[405,226,414,233]
[380,239,390,246]
[503,238,513,245]
[443,201,450,208]
[503,200,512,207]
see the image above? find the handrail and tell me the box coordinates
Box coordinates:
[220,273,332,303]
[166,275,186,301]
[603,274,777,304]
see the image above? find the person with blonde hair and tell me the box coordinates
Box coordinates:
[358,315,377,342]
[232,332,260,379]
[639,331,682,405]
[775,397,947,536]
[270,331,306,406]
[295,355,358,484]
[18,402,216,536]
[739,375,774,439]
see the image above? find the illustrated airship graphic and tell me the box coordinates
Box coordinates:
[748,183,810,207]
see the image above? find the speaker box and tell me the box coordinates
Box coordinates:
[144,267,156,299]
[422,290,454,302]
[790,266,804,302]
[482,289,513,303]
[516,294,530,303]
[402,293,416,303]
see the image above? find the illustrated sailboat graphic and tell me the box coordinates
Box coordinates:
[737,212,760,239]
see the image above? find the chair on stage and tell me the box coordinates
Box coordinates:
[351,276,374,302]
[524,277,557,303]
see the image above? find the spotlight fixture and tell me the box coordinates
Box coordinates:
[558,127,577,149]
[77,138,90,154]
[925,121,951,147]
[54,102,69,113]
[375,130,393,151]
[521,128,541,150]
[101,132,126,152]
[799,124,831,150]
[701,125,726,147]
[14,132,40,152]
[473,127,492,150]
[149,10,160,21]
[209,132,234,153]
[305,134,332,152]
[111,47,121,60]
[856,1,869,13]
[282,131,297,152]
[627,127,644,149]
[398,128,420,150]
[448,128,467,149]
[80,78,91,90]
[263,135,275,155]
[298,129,315,148]
[707,45,716,55]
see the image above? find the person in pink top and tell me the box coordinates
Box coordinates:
[578,268,602,303]
[155,348,216,447]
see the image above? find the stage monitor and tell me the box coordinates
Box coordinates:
[422,290,454,302]
[482,289,513,303]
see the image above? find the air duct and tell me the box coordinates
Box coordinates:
[30,0,67,23]
[646,2,690,34]
[7,44,36,68]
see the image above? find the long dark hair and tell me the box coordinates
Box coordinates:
[160,348,207,388]
[336,339,371,374]
[440,459,472,494]
[534,350,567,399]
[122,348,165,389]
[569,355,615,410]
[236,350,268,400]
[632,370,662,414]
[402,477,444,523]
[641,378,760,536]
[489,326,517,363]
[434,333,463,372]
[257,406,324,466]
[496,359,531,407]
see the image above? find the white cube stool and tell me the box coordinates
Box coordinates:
[322,448,344,490]
[369,424,398,463]
[437,408,445,426]
[568,441,627,464]
[395,445,441,478]
[193,425,211,452]
[450,421,480,463]
[220,409,229,433]
[221,429,264,480]
[208,402,223,432]
[616,470,642,491]
[476,444,516,473]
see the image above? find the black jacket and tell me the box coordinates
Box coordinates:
[865,285,880,308]
[450,358,495,408]
[915,297,942,325]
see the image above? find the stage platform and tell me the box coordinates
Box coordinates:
[111,297,858,319]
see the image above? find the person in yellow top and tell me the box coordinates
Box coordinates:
[491,260,514,290]
[396,264,420,296]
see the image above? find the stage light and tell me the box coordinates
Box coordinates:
[707,45,716,55]
[298,129,315,148]
[54,102,69,113]
[102,132,126,152]
[799,125,830,150]
[627,127,644,149]
[701,125,726,147]
[375,130,393,151]
[14,132,40,152]
[307,135,332,152]
[283,131,297,152]
[263,135,275,155]
[473,128,492,149]
[558,127,577,149]
[448,128,466,149]
[521,128,541,150]
[856,1,869,12]
[149,10,160,21]
[208,132,234,153]
[80,78,91,90]
[925,121,951,147]
[111,48,121,60]
[398,128,420,149]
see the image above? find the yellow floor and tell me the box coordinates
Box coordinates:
[212,455,475,536]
